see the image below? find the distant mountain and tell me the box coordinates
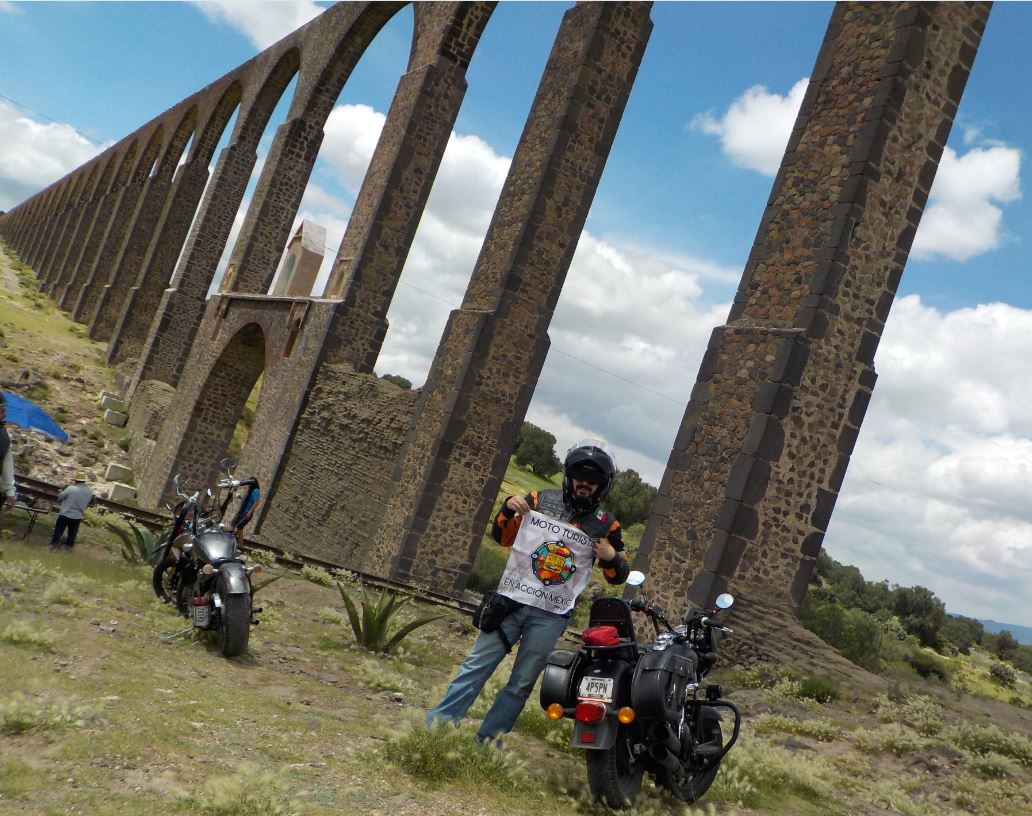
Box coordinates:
[980,619,1032,645]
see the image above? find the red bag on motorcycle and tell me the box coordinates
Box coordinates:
[582,624,621,646]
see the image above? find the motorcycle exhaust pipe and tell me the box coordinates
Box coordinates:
[648,743,681,773]
[650,721,681,755]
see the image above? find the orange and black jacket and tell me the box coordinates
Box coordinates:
[492,489,630,585]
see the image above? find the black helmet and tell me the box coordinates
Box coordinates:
[562,439,617,513]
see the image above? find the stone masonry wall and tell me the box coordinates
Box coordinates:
[259,365,418,564]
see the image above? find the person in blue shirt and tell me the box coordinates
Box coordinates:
[230,478,260,547]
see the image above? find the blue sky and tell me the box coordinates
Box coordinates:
[1,1,1030,626]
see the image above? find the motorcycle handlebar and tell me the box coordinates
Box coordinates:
[700,616,733,633]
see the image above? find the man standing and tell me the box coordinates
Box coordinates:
[229,478,260,548]
[0,395,15,509]
[51,472,93,550]
[427,439,629,743]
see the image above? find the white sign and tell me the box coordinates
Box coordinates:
[496,510,595,615]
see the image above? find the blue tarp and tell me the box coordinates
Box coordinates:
[1,390,68,442]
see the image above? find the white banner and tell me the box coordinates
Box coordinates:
[496,510,596,615]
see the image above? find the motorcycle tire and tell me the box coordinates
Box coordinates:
[585,724,645,809]
[152,556,177,605]
[658,719,723,804]
[215,573,251,658]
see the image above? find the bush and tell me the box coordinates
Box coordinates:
[944,723,1032,765]
[989,662,1017,688]
[0,695,95,735]
[902,647,951,682]
[513,422,560,477]
[798,675,840,703]
[800,597,883,672]
[384,723,527,788]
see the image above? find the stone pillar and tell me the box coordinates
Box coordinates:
[35,180,80,285]
[106,157,211,363]
[127,143,257,397]
[27,185,63,271]
[57,183,125,310]
[220,116,324,295]
[71,175,150,323]
[88,171,177,340]
[47,160,116,300]
[320,55,475,372]
[637,2,990,618]
[368,2,653,595]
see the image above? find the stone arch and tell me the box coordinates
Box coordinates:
[163,322,268,495]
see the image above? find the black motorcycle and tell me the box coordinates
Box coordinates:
[540,571,741,809]
[151,462,259,658]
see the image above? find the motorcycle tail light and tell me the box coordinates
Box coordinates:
[546,703,564,721]
[617,707,636,724]
[574,701,606,724]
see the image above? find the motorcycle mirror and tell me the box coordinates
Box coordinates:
[626,571,646,587]
[220,457,237,473]
[715,593,734,610]
[164,501,174,512]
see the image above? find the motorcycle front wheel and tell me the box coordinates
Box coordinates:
[152,556,178,605]
[586,725,645,809]
[215,573,251,658]
[658,719,723,804]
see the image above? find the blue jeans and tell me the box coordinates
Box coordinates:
[427,603,570,740]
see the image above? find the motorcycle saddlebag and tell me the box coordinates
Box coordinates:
[630,646,698,720]
[539,649,583,710]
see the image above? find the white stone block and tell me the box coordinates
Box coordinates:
[104,462,134,482]
[103,409,128,427]
[99,395,125,412]
[108,482,136,502]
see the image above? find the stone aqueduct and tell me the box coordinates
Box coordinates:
[0,2,990,629]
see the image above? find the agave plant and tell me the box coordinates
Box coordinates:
[105,518,162,566]
[335,581,444,654]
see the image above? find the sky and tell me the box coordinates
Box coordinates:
[1,1,1030,627]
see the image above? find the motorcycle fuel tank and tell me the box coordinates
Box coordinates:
[194,531,238,565]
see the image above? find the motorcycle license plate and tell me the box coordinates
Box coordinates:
[578,676,614,702]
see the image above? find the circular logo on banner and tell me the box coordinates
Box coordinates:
[531,541,577,586]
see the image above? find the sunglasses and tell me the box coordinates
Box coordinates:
[570,467,603,485]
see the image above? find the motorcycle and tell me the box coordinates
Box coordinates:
[540,571,741,809]
[151,460,260,658]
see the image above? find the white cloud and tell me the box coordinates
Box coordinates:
[825,294,1032,622]
[0,100,106,211]
[191,0,325,51]
[691,78,808,175]
[0,2,23,14]
[911,145,1022,262]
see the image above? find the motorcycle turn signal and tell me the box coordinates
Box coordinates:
[547,703,565,720]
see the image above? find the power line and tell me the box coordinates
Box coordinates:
[0,93,107,148]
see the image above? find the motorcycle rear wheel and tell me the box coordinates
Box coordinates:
[586,725,645,809]
[658,720,723,804]
[216,574,251,658]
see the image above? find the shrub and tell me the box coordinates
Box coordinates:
[178,766,296,815]
[301,565,335,587]
[0,621,54,651]
[42,577,80,606]
[902,647,951,682]
[0,695,95,735]
[335,582,444,654]
[967,751,1020,779]
[797,675,840,703]
[105,518,161,566]
[854,724,923,756]
[989,662,1017,688]
[943,723,1032,765]
[753,714,840,742]
[383,723,528,788]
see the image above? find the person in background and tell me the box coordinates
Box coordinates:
[230,478,261,548]
[51,472,94,550]
[0,395,16,508]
